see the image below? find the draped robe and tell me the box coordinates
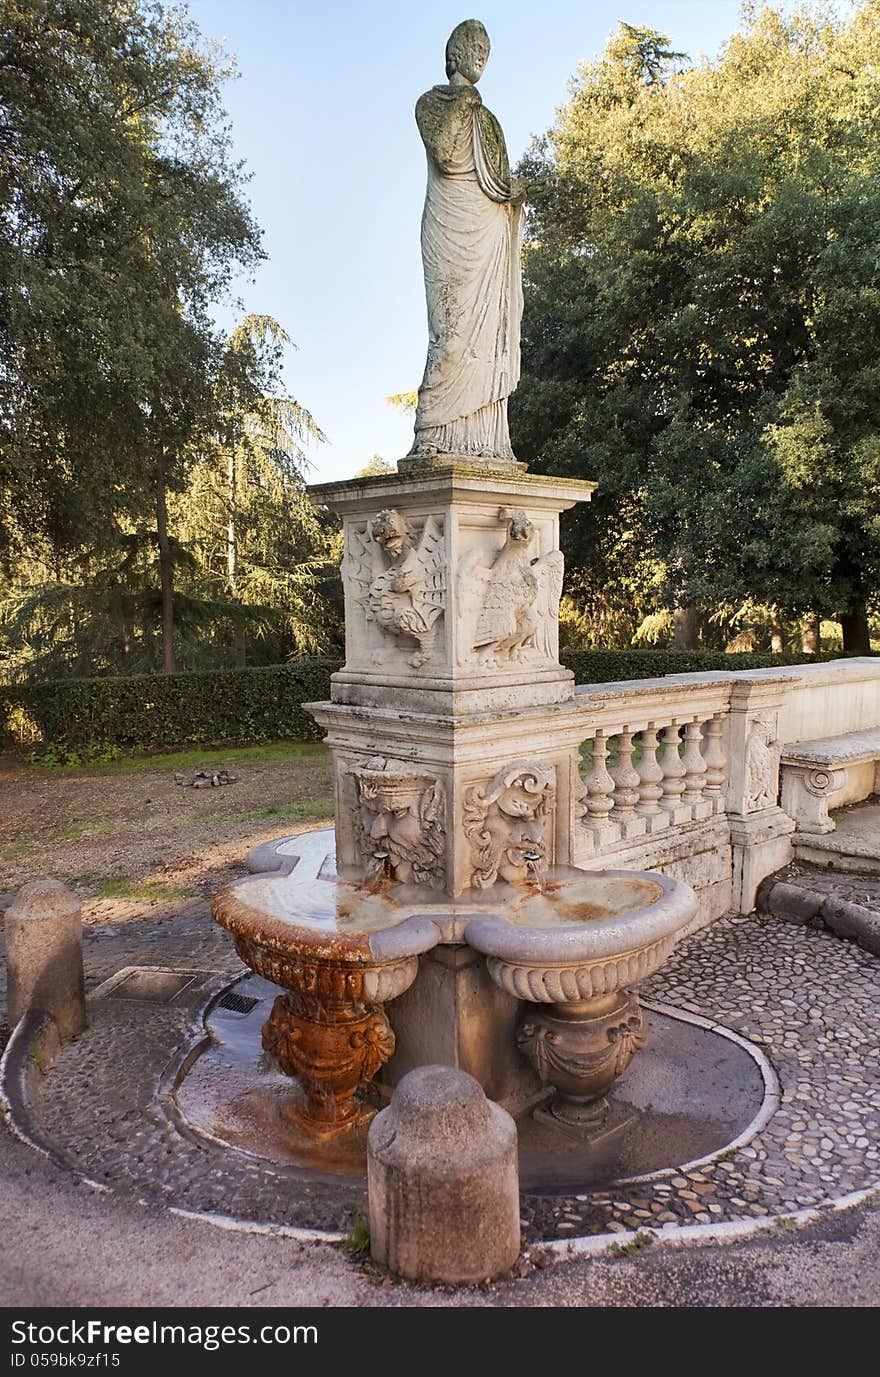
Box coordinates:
[411,84,523,460]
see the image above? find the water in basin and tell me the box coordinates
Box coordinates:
[233,873,413,936]
[505,876,664,928]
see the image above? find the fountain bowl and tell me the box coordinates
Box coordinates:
[465,867,698,1139]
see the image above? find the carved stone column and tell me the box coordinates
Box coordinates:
[726,679,795,912]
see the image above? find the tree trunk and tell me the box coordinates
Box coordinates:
[227,447,246,667]
[226,445,237,592]
[840,603,871,655]
[801,611,820,654]
[770,606,785,655]
[156,470,176,674]
[673,605,698,650]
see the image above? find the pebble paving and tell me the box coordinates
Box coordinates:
[11,903,880,1243]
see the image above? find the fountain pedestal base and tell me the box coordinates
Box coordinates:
[263,993,395,1139]
[517,990,647,1141]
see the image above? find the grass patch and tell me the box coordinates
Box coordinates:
[206,799,334,825]
[93,877,195,902]
[765,1215,800,1236]
[70,870,103,887]
[28,739,330,776]
[608,1229,656,1258]
[53,820,117,842]
[341,1212,371,1257]
[108,741,330,774]
[1,839,35,858]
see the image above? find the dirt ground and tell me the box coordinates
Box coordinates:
[0,742,334,925]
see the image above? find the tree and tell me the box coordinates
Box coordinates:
[175,314,341,665]
[513,5,880,651]
[0,0,263,668]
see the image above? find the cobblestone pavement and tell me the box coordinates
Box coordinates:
[758,860,880,956]
[8,901,879,1246]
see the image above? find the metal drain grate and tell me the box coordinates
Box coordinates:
[218,992,260,1015]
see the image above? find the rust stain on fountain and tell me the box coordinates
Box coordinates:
[212,875,425,1139]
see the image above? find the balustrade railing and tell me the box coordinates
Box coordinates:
[576,693,729,857]
[568,656,880,909]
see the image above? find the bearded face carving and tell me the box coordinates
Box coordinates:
[353,770,446,887]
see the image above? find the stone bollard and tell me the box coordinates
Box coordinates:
[5,879,86,1039]
[367,1065,520,1284]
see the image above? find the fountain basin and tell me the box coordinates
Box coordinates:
[465,868,698,1139]
[213,839,698,1142]
[465,868,696,1001]
[213,870,439,1136]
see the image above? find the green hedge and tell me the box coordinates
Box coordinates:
[0,659,342,756]
[559,648,846,684]
[0,648,862,759]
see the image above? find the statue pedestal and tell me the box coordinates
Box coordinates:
[306,463,596,898]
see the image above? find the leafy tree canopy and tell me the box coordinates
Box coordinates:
[513,2,880,651]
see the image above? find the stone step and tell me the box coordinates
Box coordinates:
[757,871,880,956]
[793,828,880,874]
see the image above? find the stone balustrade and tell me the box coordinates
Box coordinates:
[567,657,880,927]
[579,714,727,854]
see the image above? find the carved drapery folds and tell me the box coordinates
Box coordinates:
[346,509,446,668]
[459,508,563,664]
[517,991,646,1137]
[352,767,447,887]
[463,761,555,888]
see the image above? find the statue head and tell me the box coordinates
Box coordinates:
[445,19,490,84]
[370,508,410,559]
[503,509,534,546]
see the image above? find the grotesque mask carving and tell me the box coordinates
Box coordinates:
[463,762,555,887]
[353,769,446,886]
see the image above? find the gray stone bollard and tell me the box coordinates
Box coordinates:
[5,879,86,1039]
[367,1064,520,1283]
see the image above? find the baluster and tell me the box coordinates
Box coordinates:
[681,720,708,805]
[584,730,616,832]
[611,729,640,821]
[635,726,663,817]
[659,722,686,813]
[702,712,727,807]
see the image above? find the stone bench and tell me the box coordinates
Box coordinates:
[780,730,880,834]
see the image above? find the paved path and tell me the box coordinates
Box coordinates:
[3,879,880,1307]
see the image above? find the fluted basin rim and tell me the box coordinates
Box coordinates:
[463,868,697,966]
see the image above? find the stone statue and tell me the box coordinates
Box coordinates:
[410,19,524,462]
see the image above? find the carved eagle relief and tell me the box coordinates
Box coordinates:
[460,509,563,664]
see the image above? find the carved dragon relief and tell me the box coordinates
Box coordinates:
[345,509,445,669]
[458,508,563,665]
[463,761,555,888]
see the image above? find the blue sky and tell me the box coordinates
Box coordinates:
[184,1,749,481]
